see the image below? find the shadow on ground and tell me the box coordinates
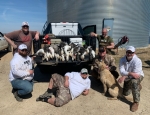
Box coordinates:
[0,50,9,59]
[143,60,150,68]
[11,88,32,100]
[89,76,132,106]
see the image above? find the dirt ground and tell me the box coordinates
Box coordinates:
[0,47,150,115]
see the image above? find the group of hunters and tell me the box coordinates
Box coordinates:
[0,22,144,112]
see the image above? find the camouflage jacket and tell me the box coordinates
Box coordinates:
[93,54,117,71]
[97,35,113,47]
[97,35,114,54]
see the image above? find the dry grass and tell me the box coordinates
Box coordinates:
[112,46,150,68]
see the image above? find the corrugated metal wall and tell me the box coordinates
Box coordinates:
[47,0,150,48]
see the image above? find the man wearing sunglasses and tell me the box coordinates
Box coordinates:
[118,46,144,112]
[91,46,119,79]
[9,44,34,102]
[36,68,91,107]
[3,21,40,55]
[90,28,115,54]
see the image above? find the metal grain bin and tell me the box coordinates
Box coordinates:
[47,0,150,48]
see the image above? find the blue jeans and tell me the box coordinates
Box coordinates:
[11,79,33,96]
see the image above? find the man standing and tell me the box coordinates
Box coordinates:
[36,68,91,107]
[91,46,119,79]
[90,28,114,54]
[9,44,34,102]
[118,46,144,112]
[2,21,40,55]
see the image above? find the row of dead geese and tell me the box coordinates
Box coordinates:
[35,42,96,63]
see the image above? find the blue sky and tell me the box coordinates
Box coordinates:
[0,0,47,33]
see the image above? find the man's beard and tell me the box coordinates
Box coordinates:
[22,54,27,57]
[102,35,106,38]
[23,30,29,35]
[19,52,27,57]
[126,56,133,61]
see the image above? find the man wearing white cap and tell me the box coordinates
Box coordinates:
[9,44,34,102]
[0,21,40,55]
[36,68,91,107]
[118,46,144,112]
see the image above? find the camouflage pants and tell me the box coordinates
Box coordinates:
[51,73,71,107]
[123,76,144,102]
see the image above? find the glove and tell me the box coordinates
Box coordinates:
[43,34,51,44]
[0,32,4,37]
[109,66,117,71]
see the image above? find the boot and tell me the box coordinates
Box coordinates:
[39,91,53,99]
[36,95,55,102]
[131,102,139,112]
[13,91,23,102]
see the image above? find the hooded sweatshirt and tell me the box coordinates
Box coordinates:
[9,53,33,81]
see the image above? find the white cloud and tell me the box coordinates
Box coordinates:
[1,8,10,20]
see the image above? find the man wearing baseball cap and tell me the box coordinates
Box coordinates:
[91,46,119,79]
[9,44,34,102]
[36,68,91,107]
[118,46,144,112]
[0,21,40,55]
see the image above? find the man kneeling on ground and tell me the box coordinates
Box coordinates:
[91,46,119,79]
[36,68,91,107]
[9,44,34,102]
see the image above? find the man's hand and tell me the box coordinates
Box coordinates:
[28,70,34,75]
[82,89,89,96]
[64,75,69,88]
[2,34,17,49]
[34,32,39,41]
[0,32,4,37]
[118,76,127,83]
[90,32,97,37]
[64,80,69,88]
[31,56,36,61]
[105,65,110,70]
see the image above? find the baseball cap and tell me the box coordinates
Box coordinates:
[81,68,88,74]
[99,46,106,52]
[18,44,27,50]
[22,21,29,26]
[126,46,135,52]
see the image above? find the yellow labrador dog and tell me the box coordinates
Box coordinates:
[91,60,123,100]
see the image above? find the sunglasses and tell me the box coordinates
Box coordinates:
[126,51,134,54]
[82,72,88,75]
[22,26,29,28]
[21,49,28,52]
